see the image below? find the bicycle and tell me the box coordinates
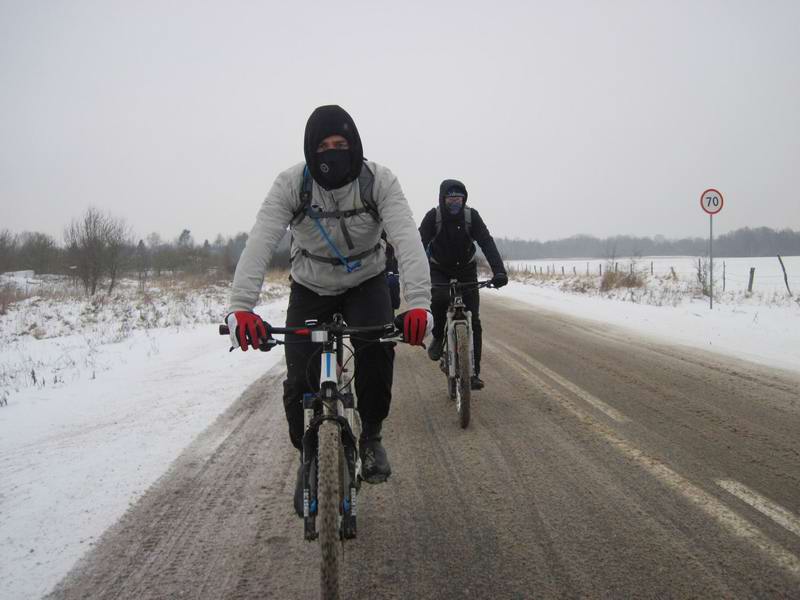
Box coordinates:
[432,279,494,428]
[220,314,403,600]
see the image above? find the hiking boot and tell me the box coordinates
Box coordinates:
[470,375,485,390]
[427,337,444,361]
[360,421,391,484]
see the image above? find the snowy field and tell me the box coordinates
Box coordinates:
[0,273,289,600]
[506,255,800,295]
[501,256,800,373]
[1,260,799,599]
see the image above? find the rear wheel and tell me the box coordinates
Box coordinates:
[318,419,341,599]
[454,323,471,428]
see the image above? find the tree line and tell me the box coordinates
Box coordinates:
[3,208,798,296]
[0,207,291,295]
[494,227,800,260]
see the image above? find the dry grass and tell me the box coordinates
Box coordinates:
[0,284,21,315]
[599,269,646,291]
[0,280,85,314]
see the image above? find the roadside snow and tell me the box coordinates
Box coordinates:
[0,284,289,600]
[500,280,800,374]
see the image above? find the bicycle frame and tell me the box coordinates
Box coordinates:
[220,314,401,599]
[432,279,493,427]
[444,283,474,381]
[300,316,362,541]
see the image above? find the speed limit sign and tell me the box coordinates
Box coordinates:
[701,189,724,215]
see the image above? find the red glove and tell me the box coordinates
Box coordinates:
[226,311,268,351]
[397,308,432,346]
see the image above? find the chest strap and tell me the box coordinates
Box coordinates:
[296,243,382,267]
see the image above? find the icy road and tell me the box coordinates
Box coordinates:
[46,295,800,599]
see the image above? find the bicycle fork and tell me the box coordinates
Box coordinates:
[301,349,360,542]
[445,310,475,378]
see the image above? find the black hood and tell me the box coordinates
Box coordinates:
[438,179,468,218]
[303,105,364,190]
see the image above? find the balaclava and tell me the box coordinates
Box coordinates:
[438,179,469,218]
[303,105,364,190]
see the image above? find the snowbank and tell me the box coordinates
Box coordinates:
[0,278,289,600]
[500,278,800,374]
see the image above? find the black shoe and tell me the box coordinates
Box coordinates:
[360,421,391,484]
[427,337,444,361]
[470,375,485,390]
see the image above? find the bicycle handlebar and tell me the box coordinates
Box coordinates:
[430,279,496,290]
[218,322,395,337]
[219,318,404,352]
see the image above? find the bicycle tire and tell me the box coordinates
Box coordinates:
[318,419,341,600]
[454,323,471,428]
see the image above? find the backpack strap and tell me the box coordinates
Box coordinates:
[292,162,379,226]
[358,163,379,222]
[434,206,472,235]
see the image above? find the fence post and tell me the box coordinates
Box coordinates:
[630,264,633,275]
[586,262,589,275]
[777,255,793,296]
[723,261,726,292]
[614,262,618,273]
[561,266,565,276]
[573,266,577,275]
[599,264,602,276]
[747,267,755,293]
[651,261,654,275]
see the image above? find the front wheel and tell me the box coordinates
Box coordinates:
[454,323,471,428]
[318,419,341,599]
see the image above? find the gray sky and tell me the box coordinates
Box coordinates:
[2,1,798,244]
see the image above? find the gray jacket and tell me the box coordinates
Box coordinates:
[229,160,431,312]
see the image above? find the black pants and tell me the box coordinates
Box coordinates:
[282,274,395,450]
[430,262,482,375]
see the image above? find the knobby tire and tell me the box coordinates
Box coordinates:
[454,323,471,428]
[318,419,341,600]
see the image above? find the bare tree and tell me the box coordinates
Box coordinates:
[133,239,150,290]
[0,229,18,273]
[104,218,131,293]
[64,208,130,295]
[18,232,60,275]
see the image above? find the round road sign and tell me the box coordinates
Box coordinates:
[700,189,724,215]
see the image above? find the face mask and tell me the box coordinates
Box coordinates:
[445,196,464,215]
[316,149,351,189]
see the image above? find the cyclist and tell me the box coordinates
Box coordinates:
[226,105,432,516]
[419,179,508,390]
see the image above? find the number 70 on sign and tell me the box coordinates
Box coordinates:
[701,189,724,215]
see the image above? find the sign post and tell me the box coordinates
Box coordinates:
[700,188,724,309]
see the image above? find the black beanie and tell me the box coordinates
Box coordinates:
[303,105,364,190]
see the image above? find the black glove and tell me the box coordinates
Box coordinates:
[492,272,508,288]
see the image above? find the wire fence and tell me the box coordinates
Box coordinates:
[505,256,799,294]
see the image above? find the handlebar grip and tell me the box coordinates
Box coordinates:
[219,324,230,335]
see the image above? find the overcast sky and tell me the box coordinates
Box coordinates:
[1,1,798,245]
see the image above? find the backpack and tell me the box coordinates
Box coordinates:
[291,162,379,226]
[427,206,475,267]
[435,205,472,236]
[288,162,383,272]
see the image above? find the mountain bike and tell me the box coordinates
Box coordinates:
[432,279,494,428]
[220,314,403,600]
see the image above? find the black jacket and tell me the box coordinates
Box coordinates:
[418,179,505,275]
